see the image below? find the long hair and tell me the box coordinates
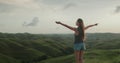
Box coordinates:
[77,18,85,40]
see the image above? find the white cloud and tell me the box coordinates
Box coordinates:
[38,0,69,5]
[0,0,40,9]
[0,3,17,13]
[0,0,120,33]
[23,17,39,27]
[63,3,77,10]
[115,6,120,13]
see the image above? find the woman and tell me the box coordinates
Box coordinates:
[55,18,98,63]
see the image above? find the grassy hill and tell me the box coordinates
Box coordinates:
[39,49,120,63]
[0,33,74,63]
[86,33,120,49]
[0,53,20,63]
[0,32,120,63]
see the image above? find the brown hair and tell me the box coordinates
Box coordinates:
[77,18,85,40]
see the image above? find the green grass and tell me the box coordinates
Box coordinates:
[39,49,120,63]
[0,33,120,63]
[0,33,74,63]
[39,54,74,63]
[0,53,20,63]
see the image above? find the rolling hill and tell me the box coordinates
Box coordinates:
[0,32,120,63]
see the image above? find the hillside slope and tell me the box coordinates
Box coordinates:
[0,33,120,63]
[0,33,74,63]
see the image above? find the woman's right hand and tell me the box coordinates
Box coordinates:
[55,21,61,24]
[94,23,98,26]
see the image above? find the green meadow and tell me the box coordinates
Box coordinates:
[0,33,120,63]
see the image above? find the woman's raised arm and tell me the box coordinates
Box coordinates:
[84,23,98,30]
[56,21,76,31]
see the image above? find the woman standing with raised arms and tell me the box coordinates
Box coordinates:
[55,18,98,63]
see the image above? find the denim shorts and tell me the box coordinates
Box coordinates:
[74,42,86,51]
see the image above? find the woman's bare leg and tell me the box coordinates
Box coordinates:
[79,51,84,63]
[75,51,80,63]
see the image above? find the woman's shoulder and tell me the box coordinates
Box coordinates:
[74,27,77,29]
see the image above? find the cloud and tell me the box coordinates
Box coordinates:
[39,0,69,5]
[0,24,4,27]
[23,17,39,27]
[0,0,40,10]
[0,3,17,13]
[115,6,120,13]
[63,3,77,10]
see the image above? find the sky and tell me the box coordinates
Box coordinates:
[0,0,120,34]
